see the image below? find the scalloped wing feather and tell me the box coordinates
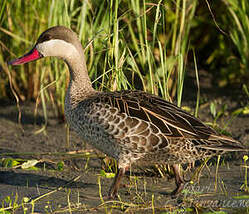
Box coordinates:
[97,90,244,151]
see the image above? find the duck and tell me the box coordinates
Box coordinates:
[8,26,245,198]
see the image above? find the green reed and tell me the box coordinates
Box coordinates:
[0,0,247,119]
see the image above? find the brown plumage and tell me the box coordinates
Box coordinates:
[8,26,245,198]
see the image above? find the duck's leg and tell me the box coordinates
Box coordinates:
[171,164,185,195]
[108,167,126,198]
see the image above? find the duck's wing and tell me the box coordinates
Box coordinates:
[95,90,244,151]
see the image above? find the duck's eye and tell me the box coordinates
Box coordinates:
[38,34,52,43]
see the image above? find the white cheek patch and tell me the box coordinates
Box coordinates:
[36,39,78,59]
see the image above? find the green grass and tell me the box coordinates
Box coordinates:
[1,0,190,123]
[1,1,248,114]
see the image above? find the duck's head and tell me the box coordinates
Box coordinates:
[9,26,83,65]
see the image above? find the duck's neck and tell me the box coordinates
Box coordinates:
[64,50,96,110]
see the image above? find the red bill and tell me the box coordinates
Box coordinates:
[8,48,42,65]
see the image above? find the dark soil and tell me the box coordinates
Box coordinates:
[0,88,248,213]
